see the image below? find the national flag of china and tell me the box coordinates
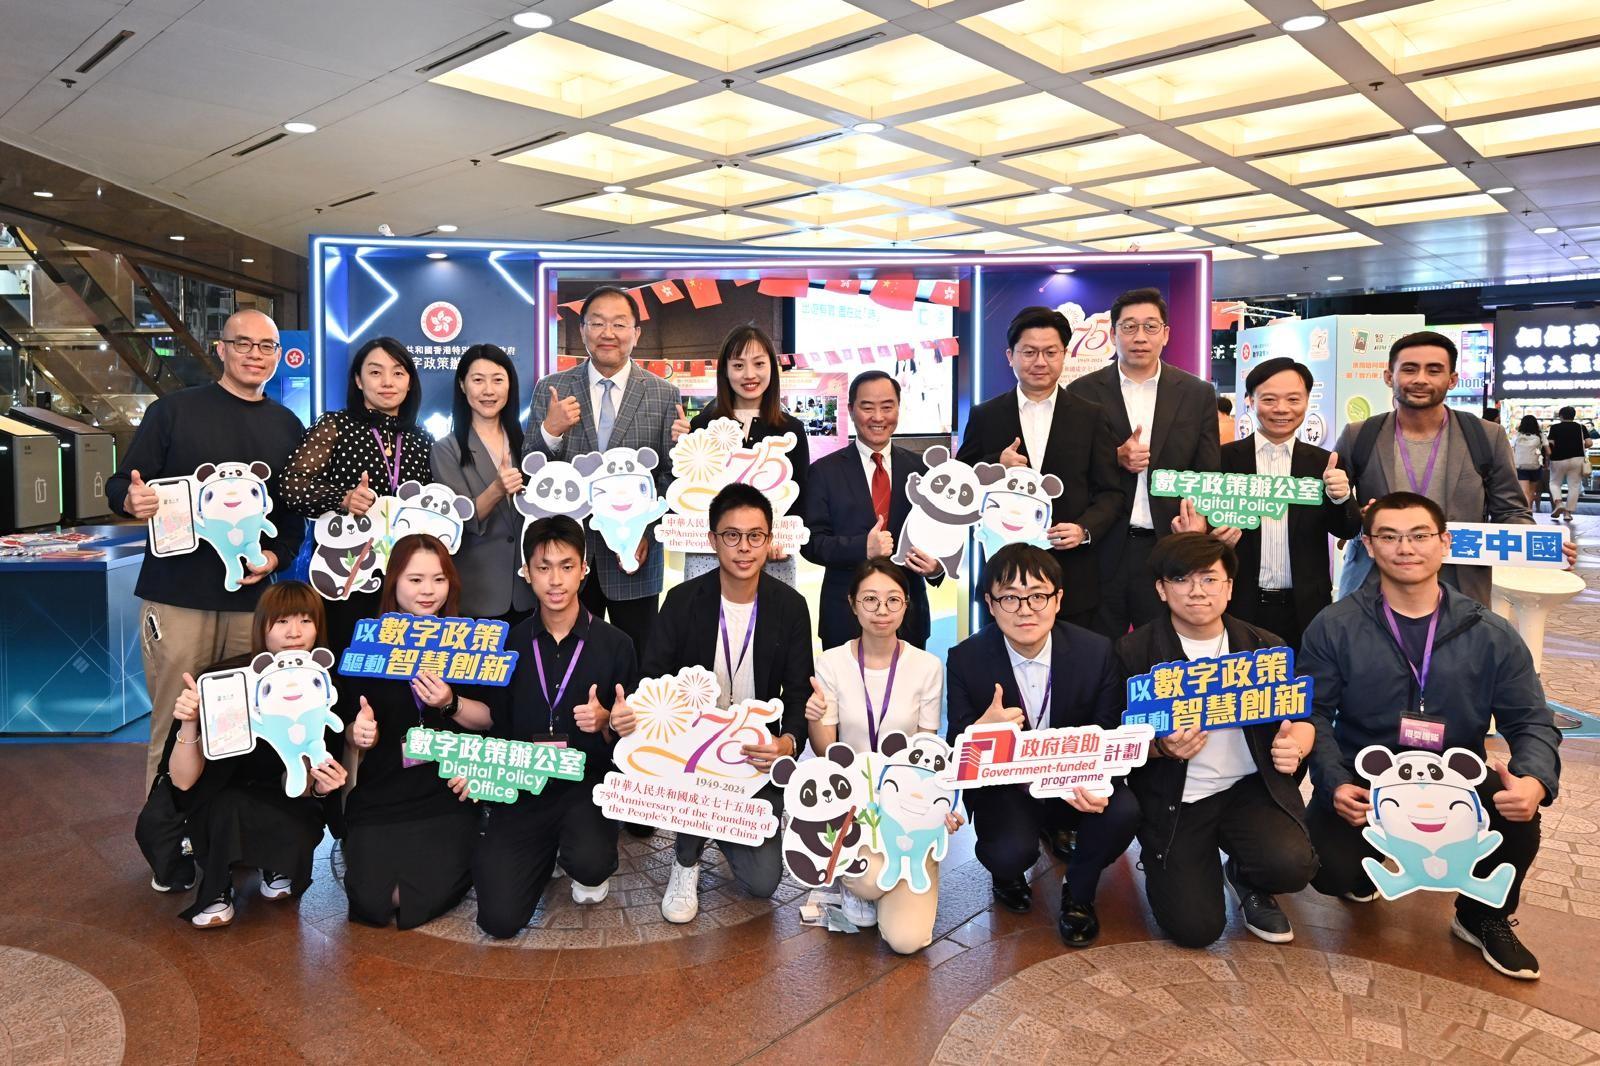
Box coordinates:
[557,300,583,317]
[757,276,809,298]
[732,279,755,287]
[651,280,684,303]
[625,288,650,321]
[934,337,959,357]
[928,280,960,306]
[894,343,914,361]
[682,277,722,308]
[824,278,860,294]
[869,276,916,310]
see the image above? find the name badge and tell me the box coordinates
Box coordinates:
[1398,714,1445,752]
[537,735,569,748]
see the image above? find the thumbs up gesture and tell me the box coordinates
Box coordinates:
[1322,450,1351,502]
[1491,760,1545,822]
[574,683,607,734]
[1269,719,1304,775]
[670,403,691,443]
[497,457,526,497]
[543,386,582,437]
[350,697,379,749]
[999,436,1028,468]
[867,515,893,558]
[977,683,1024,727]
[125,469,160,519]
[1118,425,1150,473]
[608,684,636,737]
[344,471,377,516]
[173,672,200,723]
[805,676,832,722]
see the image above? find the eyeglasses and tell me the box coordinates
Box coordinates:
[1116,320,1166,336]
[1369,532,1443,546]
[989,591,1056,613]
[854,594,906,613]
[1013,347,1064,361]
[583,318,637,334]
[714,529,770,547]
[1161,574,1228,591]
[221,337,281,355]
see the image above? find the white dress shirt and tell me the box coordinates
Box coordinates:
[1004,634,1053,729]
[540,359,633,450]
[1176,631,1256,803]
[857,439,891,489]
[1255,435,1294,590]
[1015,386,1057,472]
[1119,364,1161,529]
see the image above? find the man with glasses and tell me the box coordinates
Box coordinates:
[958,307,1124,632]
[1067,287,1220,634]
[945,543,1137,946]
[1116,532,1317,948]
[107,309,307,797]
[621,483,813,923]
[527,285,681,656]
[1300,492,1559,980]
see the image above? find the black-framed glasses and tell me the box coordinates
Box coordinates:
[1368,532,1444,546]
[714,529,770,547]
[221,337,281,355]
[854,594,906,613]
[988,591,1056,613]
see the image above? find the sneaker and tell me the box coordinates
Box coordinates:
[1342,889,1379,903]
[1226,859,1294,943]
[551,862,566,880]
[259,870,293,900]
[839,887,877,928]
[1451,914,1541,980]
[151,872,194,894]
[191,889,234,929]
[661,860,700,924]
[571,878,610,905]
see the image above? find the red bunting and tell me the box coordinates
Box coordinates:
[757,276,809,298]
[869,276,917,311]
[933,337,959,357]
[733,279,756,287]
[824,278,861,294]
[894,343,914,361]
[824,350,842,365]
[683,277,722,308]
[651,280,684,303]
[857,347,875,364]
[626,288,650,322]
[928,280,960,306]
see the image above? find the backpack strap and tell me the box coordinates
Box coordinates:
[1452,409,1498,520]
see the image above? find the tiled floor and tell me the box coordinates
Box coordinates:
[3,516,1598,1064]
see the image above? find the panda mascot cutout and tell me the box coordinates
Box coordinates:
[771,743,872,888]
[514,453,595,524]
[975,466,1064,559]
[580,448,670,574]
[308,512,383,601]
[893,446,1004,580]
[386,480,475,551]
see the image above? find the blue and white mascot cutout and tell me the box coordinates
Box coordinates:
[874,733,956,894]
[193,461,277,591]
[579,447,670,573]
[975,466,1063,559]
[248,649,344,798]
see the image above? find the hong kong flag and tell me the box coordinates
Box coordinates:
[824,278,860,294]
[928,280,960,306]
[682,277,722,308]
[757,276,809,298]
[869,276,917,310]
[651,280,684,303]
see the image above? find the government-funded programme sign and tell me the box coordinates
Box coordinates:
[655,419,809,555]
[1493,306,1600,400]
[402,726,585,802]
[1123,646,1313,737]
[1149,468,1323,529]
[942,722,1154,800]
[1444,522,1569,568]
[337,612,518,685]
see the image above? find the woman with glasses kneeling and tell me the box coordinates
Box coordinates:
[339,534,493,929]
[805,558,960,953]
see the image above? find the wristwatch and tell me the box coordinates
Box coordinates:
[443,692,460,719]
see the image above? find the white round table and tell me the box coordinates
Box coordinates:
[1491,566,1587,674]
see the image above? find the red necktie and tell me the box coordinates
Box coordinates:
[871,452,890,526]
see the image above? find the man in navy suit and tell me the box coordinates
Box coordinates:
[803,370,942,649]
[945,544,1138,947]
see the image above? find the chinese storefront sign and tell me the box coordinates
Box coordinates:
[1444,523,1569,568]
[656,418,809,554]
[942,722,1153,799]
[1149,468,1323,529]
[1123,646,1313,737]
[337,612,518,685]
[402,726,586,802]
[1494,307,1600,400]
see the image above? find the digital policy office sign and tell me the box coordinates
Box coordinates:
[1494,307,1600,400]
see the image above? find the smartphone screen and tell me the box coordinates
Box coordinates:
[199,671,255,760]
[148,478,198,557]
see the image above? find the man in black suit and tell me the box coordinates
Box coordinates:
[945,544,1137,947]
[1179,357,1360,651]
[803,370,942,649]
[957,306,1125,632]
[1067,287,1220,635]
[619,483,813,925]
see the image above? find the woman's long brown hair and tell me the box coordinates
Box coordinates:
[705,324,785,426]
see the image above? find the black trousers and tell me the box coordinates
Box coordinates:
[966,783,1139,904]
[1094,529,1163,638]
[1139,773,1318,948]
[472,782,619,939]
[1230,593,1305,654]
[579,577,658,660]
[1307,781,1541,922]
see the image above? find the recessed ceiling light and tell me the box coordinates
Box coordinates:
[1281,15,1327,32]
[1535,226,1558,234]
[512,10,554,29]
[436,224,459,233]
[1572,254,1593,262]
[31,190,53,198]
[283,121,317,134]
[1054,267,1075,274]
[1263,254,1281,260]
[169,235,185,241]
[427,252,447,260]
[1327,275,1344,281]
[1048,185,1073,194]
[852,122,886,134]
[602,184,626,194]
[1411,123,1446,135]
[1174,225,1195,233]
[1286,292,1299,298]
[240,257,254,264]
[1485,186,1514,195]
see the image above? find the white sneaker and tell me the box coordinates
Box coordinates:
[571,878,610,905]
[840,887,877,928]
[1343,889,1379,903]
[661,861,700,924]
[151,873,194,893]
[259,869,293,900]
[551,862,566,880]
[191,893,234,929]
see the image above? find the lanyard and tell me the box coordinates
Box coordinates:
[856,639,902,752]
[719,599,759,695]
[532,620,587,735]
[1394,416,1443,496]
[1025,665,1052,730]
[370,426,403,491]
[401,691,427,767]
[1380,588,1443,714]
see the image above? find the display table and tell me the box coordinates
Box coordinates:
[1491,566,1588,675]
[0,524,150,735]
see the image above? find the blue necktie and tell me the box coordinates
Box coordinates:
[597,378,616,450]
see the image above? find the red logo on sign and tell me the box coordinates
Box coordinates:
[420,301,463,343]
[284,347,306,369]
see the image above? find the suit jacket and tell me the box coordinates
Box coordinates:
[801,443,933,649]
[431,429,534,617]
[944,621,1121,744]
[1221,435,1361,628]
[1333,409,1531,604]
[1066,361,1220,536]
[525,361,680,600]
[956,387,1125,615]
[641,570,815,749]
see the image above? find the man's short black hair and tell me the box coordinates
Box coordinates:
[1111,287,1168,325]
[1245,356,1314,396]
[708,482,772,531]
[1362,491,1446,536]
[1482,406,1502,423]
[1217,395,1233,415]
[521,515,587,569]
[849,369,901,405]
[1006,305,1072,349]
[1559,405,1577,420]
[1388,330,1457,371]
[578,285,640,326]
[1149,532,1237,582]
[984,543,1063,594]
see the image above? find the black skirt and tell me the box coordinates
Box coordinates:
[343,806,477,929]
[178,784,326,920]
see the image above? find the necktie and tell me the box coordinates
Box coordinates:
[871,452,890,525]
[597,378,616,450]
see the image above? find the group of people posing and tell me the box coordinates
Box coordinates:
[113,284,1563,980]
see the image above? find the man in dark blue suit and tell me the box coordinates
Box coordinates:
[803,371,942,649]
[946,544,1138,947]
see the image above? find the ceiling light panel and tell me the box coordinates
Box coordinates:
[1345,0,1600,77]
[1025,214,1164,243]
[1457,104,1600,158]
[431,34,691,118]
[1209,247,1256,260]
[756,133,949,184]
[1087,37,1343,121]
[571,0,882,72]
[502,132,696,183]
[1301,167,1478,209]
[761,35,1019,120]
[1249,231,1381,255]
[1153,192,1304,226]
[1345,192,1508,227]
[1010,134,1196,186]
[960,0,1267,74]
[616,92,833,156]
[639,167,811,208]
[917,231,1044,251]
[1089,166,1257,208]
[841,213,979,241]
[748,190,899,225]
[543,192,700,224]
[746,230,878,247]
[1410,46,1600,124]
[1083,232,1214,251]
[1207,213,1346,242]
[653,214,792,240]
[1249,135,1445,185]
[952,192,1100,226]
[865,167,1033,207]
[900,93,1119,156]
[1180,94,1402,157]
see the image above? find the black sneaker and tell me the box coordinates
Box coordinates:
[1451,914,1541,980]
[1226,859,1293,943]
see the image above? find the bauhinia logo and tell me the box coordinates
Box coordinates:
[420,300,462,342]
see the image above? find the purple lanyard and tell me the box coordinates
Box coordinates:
[1394,416,1443,496]
[856,639,903,752]
[532,621,587,735]
[719,599,759,695]
[1380,588,1443,714]
[1032,667,1053,730]
[402,691,427,767]
[370,427,403,491]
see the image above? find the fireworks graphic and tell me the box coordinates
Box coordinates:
[670,431,729,482]
[628,671,706,741]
